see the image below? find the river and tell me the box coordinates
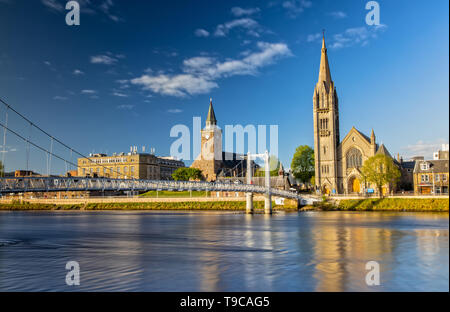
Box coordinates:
[0,210,448,291]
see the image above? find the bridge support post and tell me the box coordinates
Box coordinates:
[264,151,272,214]
[246,193,253,214]
[246,152,254,214]
[264,193,272,214]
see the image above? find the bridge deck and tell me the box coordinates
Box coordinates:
[0,177,305,200]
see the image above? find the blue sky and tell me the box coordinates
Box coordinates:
[0,0,448,174]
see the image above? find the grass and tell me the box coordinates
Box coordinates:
[139,190,210,198]
[0,200,298,211]
[307,198,449,212]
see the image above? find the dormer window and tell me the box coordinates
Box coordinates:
[420,162,430,170]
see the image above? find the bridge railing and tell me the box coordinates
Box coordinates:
[0,177,301,199]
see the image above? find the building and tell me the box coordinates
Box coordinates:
[413,159,449,194]
[14,170,40,177]
[433,144,449,160]
[77,152,184,180]
[313,35,400,195]
[190,99,259,181]
[397,155,416,191]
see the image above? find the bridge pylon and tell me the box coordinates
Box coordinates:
[245,150,272,214]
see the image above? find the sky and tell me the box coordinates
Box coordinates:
[0,0,448,174]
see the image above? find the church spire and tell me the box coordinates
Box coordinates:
[370,128,376,144]
[318,32,332,86]
[206,98,217,127]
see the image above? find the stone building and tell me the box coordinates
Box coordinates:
[313,35,398,195]
[191,99,258,181]
[77,152,184,180]
[413,159,449,194]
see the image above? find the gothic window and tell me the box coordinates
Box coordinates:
[319,118,328,130]
[346,148,362,168]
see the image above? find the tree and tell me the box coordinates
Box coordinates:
[172,167,203,181]
[254,155,281,177]
[0,160,4,177]
[360,154,401,197]
[291,145,315,185]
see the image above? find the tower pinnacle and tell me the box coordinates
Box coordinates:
[206,98,217,127]
[318,33,332,86]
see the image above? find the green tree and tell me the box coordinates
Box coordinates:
[254,155,281,177]
[360,154,401,197]
[291,145,315,185]
[0,160,4,177]
[172,167,203,181]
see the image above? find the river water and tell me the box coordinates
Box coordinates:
[0,211,448,291]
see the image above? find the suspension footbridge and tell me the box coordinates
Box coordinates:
[0,97,316,214]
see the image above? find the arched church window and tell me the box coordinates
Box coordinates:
[346,148,362,168]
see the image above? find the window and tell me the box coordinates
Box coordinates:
[131,166,134,173]
[319,118,329,130]
[421,174,429,182]
[346,148,362,168]
[443,174,447,182]
[420,162,429,170]
[435,174,440,182]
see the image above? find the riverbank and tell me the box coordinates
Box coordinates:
[302,198,449,212]
[0,200,299,211]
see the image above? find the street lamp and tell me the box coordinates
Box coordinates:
[432,168,435,195]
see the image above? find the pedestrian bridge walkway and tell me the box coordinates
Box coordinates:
[0,176,308,201]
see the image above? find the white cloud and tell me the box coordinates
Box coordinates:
[81,89,97,94]
[90,54,118,65]
[112,92,128,97]
[329,11,347,19]
[73,69,84,75]
[282,0,312,17]
[167,109,183,113]
[131,74,218,97]
[41,0,64,12]
[307,25,388,49]
[53,96,68,100]
[44,61,51,66]
[214,18,259,37]
[131,41,291,97]
[194,29,210,37]
[307,33,321,43]
[231,7,260,17]
[401,139,449,160]
[117,104,134,110]
[42,0,122,21]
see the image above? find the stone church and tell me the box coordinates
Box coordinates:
[313,35,394,195]
[191,99,258,181]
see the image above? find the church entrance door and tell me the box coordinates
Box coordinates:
[348,177,361,193]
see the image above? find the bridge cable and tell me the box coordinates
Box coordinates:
[1,106,7,177]
[0,97,132,180]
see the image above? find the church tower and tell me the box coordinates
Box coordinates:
[191,98,223,181]
[313,34,340,193]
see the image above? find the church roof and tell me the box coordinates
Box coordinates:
[206,98,217,126]
[376,144,392,158]
[318,34,332,86]
[341,126,371,145]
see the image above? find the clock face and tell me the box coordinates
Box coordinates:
[205,134,210,140]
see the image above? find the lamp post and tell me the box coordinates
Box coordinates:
[432,168,435,195]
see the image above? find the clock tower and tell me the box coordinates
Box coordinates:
[191,98,223,181]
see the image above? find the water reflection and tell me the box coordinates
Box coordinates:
[0,211,448,291]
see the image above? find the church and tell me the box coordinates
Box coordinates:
[190,99,258,181]
[313,35,394,195]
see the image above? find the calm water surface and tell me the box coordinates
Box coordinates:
[0,210,448,291]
